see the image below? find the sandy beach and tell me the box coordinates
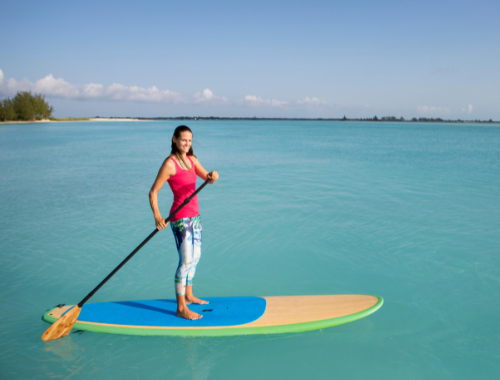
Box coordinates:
[1,118,143,124]
[88,118,140,121]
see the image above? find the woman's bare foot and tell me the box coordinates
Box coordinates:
[186,296,209,305]
[176,307,203,320]
[175,293,202,320]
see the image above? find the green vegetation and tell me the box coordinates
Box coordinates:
[0,91,53,121]
[414,117,444,122]
[49,117,90,122]
[381,116,405,121]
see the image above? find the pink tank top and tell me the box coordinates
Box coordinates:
[167,155,199,221]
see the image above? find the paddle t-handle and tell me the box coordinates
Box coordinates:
[41,172,213,342]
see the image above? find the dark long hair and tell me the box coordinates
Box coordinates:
[171,125,194,169]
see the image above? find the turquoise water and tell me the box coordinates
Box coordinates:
[1,120,499,379]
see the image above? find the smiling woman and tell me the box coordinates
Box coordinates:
[149,125,219,320]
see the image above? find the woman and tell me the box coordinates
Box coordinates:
[149,125,219,320]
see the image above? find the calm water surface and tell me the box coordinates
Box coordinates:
[0,120,499,379]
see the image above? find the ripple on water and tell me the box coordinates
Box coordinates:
[0,121,499,379]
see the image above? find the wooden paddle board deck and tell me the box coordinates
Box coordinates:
[42,295,383,337]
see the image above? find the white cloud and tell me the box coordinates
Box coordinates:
[242,95,288,107]
[192,88,229,105]
[417,105,450,115]
[3,73,188,103]
[0,69,328,110]
[461,104,473,113]
[0,71,233,105]
[6,74,81,98]
[297,97,326,106]
[201,88,213,100]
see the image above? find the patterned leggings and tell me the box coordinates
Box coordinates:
[170,215,202,296]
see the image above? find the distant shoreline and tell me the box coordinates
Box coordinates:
[1,117,498,124]
[88,118,141,122]
[135,116,499,124]
[0,117,142,124]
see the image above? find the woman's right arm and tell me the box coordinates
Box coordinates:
[149,157,176,230]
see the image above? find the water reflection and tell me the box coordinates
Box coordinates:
[41,335,87,379]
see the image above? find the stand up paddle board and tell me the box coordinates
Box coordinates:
[42,295,383,337]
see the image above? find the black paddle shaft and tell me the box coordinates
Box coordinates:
[77,174,213,308]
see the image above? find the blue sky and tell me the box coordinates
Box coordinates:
[1,0,498,119]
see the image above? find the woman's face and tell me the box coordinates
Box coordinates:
[173,131,192,154]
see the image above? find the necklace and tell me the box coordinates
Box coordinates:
[176,154,189,170]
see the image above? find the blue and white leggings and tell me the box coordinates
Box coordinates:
[170,215,202,296]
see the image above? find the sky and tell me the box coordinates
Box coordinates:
[0,0,498,119]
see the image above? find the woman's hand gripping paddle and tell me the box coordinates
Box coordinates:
[41,173,213,342]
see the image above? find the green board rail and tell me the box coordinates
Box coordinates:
[42,296,383,337]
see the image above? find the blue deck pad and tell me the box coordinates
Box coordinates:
[75,297,267,327]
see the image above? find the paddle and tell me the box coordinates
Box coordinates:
[41,173,214,342]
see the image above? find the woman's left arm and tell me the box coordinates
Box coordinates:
[191,156,219,184]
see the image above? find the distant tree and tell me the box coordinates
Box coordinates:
[489,119,493,122]
[11,91,53,121]
[342,115,347,120]
[411,117,417,121]
[33,93,54,119]
[418,117,444,122]
[13,91,36,121]
[373,115,379,121]
[381,116,398,121]
[400,117,405,121]
[0,98,17,121]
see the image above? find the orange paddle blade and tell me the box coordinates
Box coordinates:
[41,305,81,342]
